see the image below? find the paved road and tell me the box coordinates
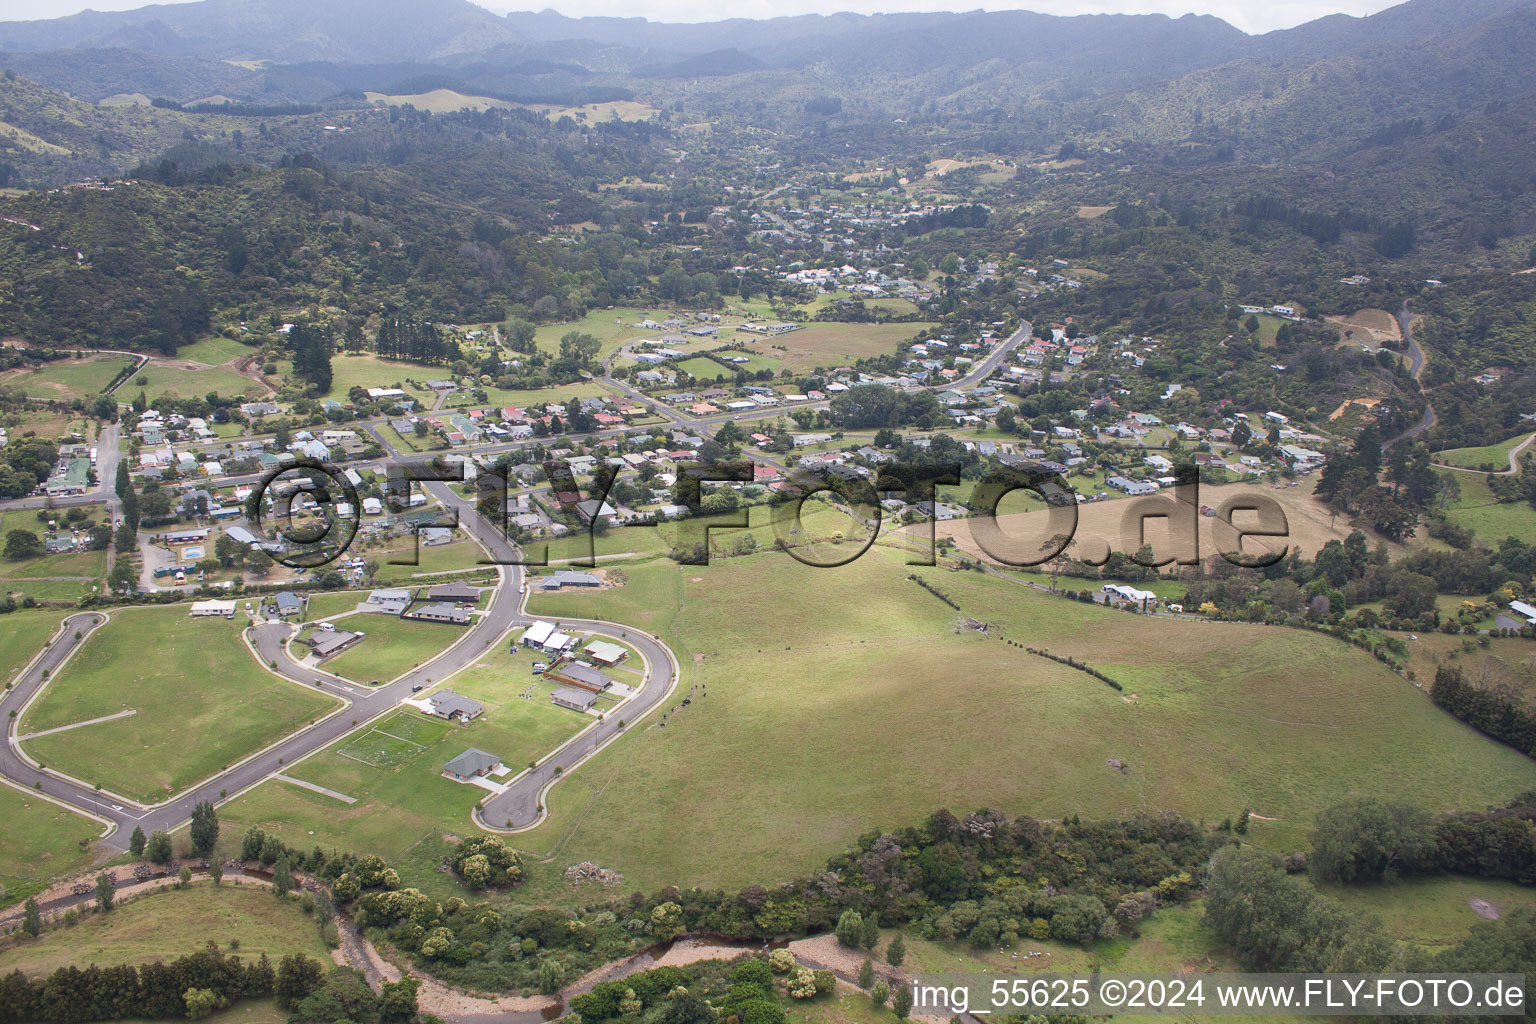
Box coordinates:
[1385,302,1436,450]
[0,434,680,852]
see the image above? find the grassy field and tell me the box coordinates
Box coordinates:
[1438,470,1536,543]
[733,322,935,373]
[0,608,66,687]
[507,543,1535,900]
[20,607,338,803]
[218,643,590,901]
[529,307,663,363]
[0,783,102,908]
[449,380,618,410]
[320,354,438,402]
[175,336,259,364]
[321,614,470,684]
[134,360,261,400]
[0,883,329,974]
[1433,432,1533,471]
[1322,876,1536,952]
[370,538,493,576]
[0,355,137,400]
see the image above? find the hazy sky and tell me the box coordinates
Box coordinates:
[1,0,1405,36]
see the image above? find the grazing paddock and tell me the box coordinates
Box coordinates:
[0,884,329,974]
[734,322,935,373]
[0,355,136,399]
[19,606,338,802]
[511,544,1535,896]
[1433,432,1532,470]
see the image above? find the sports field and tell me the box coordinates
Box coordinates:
[20,607,339,803]
[510,544,1536,896]
[0,355,137,399]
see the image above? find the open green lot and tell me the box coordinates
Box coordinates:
[734,322,935,373]
[1437,469,1536,543]
[219,643,589,900]
[1322,875,1536,952]
[321,613,469,684]
[530,307,667,362]
[135,360,262,401]
[446,379,618,410]
[319,353,438,402]
[513,543,1535,898]
[0,607,66,686]
[20,606,339,803]
[0,783,102,909]
[0,355,136,400]
[1433,432,1533,470]
[175,336,261,365]
[0,882,330,974]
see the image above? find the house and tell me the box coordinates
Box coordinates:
[428,582,480,603]
[405,601,471,625]
[1102,584,1158,606]
[311,630,364,660]
[1107,476,1159,496]
[546,662,614,693]
[44,536,76,554]
[427,690,484,722]
[189,600,237,618]
[1508,600,1536,626]
[551,687,600,712]
[365,588,412,615]
[584,640,627,665]
[576,499,618,524]
[521,620,556,649]
[45,459,90,496]
[540,570,601,591]
[442,748,503,782]
[273,592,304,618]
[241,402,281,418]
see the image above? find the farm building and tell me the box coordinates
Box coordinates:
[441,748,503,782]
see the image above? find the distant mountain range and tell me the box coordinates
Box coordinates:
[0,0,1533,150]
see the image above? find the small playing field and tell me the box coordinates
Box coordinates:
[0,882,330,974]
[320,613,469,684]
[733,322,935,373]
[20,606,339,803]
[0,355,136,399]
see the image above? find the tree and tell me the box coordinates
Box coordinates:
[273,854,294,897]
[189,801,219,857]
[835,909,865,948]
[860,912,880,950]
[208,859,224,885]
[379,975,420,1023]
[995,405,1016,434]
[22,896,41,937]
[892,983,913,1019]
[183,987,227,1020]
[145,829,174,864]
[1309,798,1435,882]
[858,960,874,989]
[95,872,114,912]
[4,530,42,560]
[128,825,146,857]
[274,954,323,1010]
[886,934,906,966]
[870,979,890,1007]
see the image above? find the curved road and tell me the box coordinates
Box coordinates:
[1,462,679,847]
[1384,301,1436,450]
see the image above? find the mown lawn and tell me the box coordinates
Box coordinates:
[0,607,66,686]
[21,607,339,803]
[0,784,101,910]
[1,356,136,400]
[321,614,469,684]
[0,883,329,974]
[219,645,588,902]
[135,362,261,400]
